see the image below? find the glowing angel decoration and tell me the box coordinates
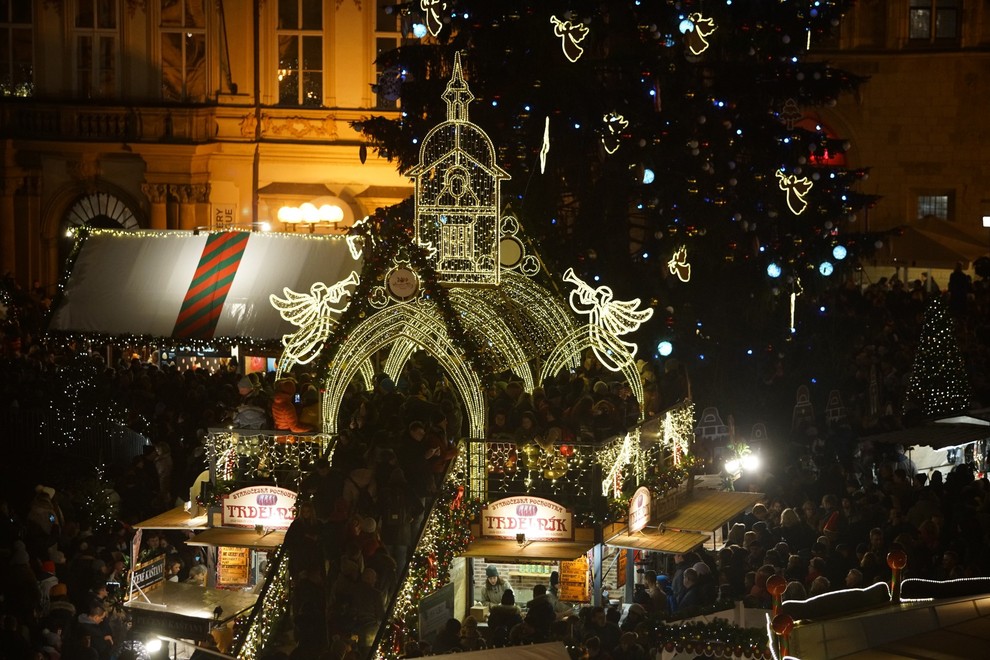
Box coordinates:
[667,245,691,282]
[564,268,654,372]
[602,113,628,155]
[681,13,717,56]
[420,0,446,37]
[551,16,589,63]
[270,271,360,374]
[776,170,814,215]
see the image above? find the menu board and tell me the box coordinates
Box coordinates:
[616,549,627,588]
[217,547,251,586]
[558,555,589,602]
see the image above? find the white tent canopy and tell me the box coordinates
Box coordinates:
[49,229,361,344]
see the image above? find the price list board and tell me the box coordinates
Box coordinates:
[558,555,589,602]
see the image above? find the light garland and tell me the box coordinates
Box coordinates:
[376,448,478,659]
[207,430,332,487]
[233,546,290,659]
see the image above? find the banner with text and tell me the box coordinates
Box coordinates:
[221,486,297,529]
[480,496,574,541]
[128,555,166,602]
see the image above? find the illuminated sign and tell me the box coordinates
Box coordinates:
[221,486,297,529]
[628,486,652,534]
[480,496,574,541]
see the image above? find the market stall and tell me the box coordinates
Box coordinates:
[125,483,297,654]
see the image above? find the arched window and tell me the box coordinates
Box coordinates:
[65,191,139,231]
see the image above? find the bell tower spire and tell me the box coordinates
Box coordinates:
[442,52,474,122]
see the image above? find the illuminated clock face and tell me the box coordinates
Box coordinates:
[386,266,419,300]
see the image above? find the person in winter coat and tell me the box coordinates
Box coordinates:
[271,379,313,433]
[486,590,522,647]
[479,565,511,608]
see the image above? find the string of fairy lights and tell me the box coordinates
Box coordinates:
[234,545,290,659]
[207,430,332,489]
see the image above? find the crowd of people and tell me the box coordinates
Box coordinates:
[0,265,988,659]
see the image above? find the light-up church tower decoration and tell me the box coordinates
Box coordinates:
[407,53,509,286]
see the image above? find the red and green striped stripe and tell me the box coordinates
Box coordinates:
[173,231,250,339]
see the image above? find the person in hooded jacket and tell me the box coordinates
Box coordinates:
[479,565,511,608]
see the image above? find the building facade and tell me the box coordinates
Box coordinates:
[0,0,413,292]
[2,1,989,293]
[821,0,990,273]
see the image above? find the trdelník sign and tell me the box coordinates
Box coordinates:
[221,486,297,529]
[480,496,574,541]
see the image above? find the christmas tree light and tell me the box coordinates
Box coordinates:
[904,297,971,418]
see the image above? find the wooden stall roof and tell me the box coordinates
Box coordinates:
[605,527,709,555]
[660,489,763,533]
[463,524,595,561]
[134,505,209,530]
[125,580,258,623]
[184,527,286,550]
[461,539,595,561]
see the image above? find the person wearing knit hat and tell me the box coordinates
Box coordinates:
[479,564,511,608]
[237,375,254,394]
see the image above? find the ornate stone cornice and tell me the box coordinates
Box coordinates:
[141,183,169,204]
[260,113,338,140]
[170,183,210,204]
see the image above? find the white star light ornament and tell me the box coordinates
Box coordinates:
[540,117,550,173]
[776,170,814,215]
[269,272,360,375]
[602,113,628,155]
[667,245,691,282]
[551,16,590,62]
[563,268,654,372]
[680,13,717,56]
[420,0,447,37]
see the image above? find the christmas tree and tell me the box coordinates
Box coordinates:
[357,0,880,399]
[904,297,971,419]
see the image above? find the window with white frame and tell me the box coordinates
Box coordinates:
[909,0,960,43]
[0,0,32,97]
[917,193,952,220]
[75,0,118,98]
[276,0,322,107]
[160,0,207,102]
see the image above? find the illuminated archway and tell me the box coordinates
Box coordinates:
[321,301,486,438]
